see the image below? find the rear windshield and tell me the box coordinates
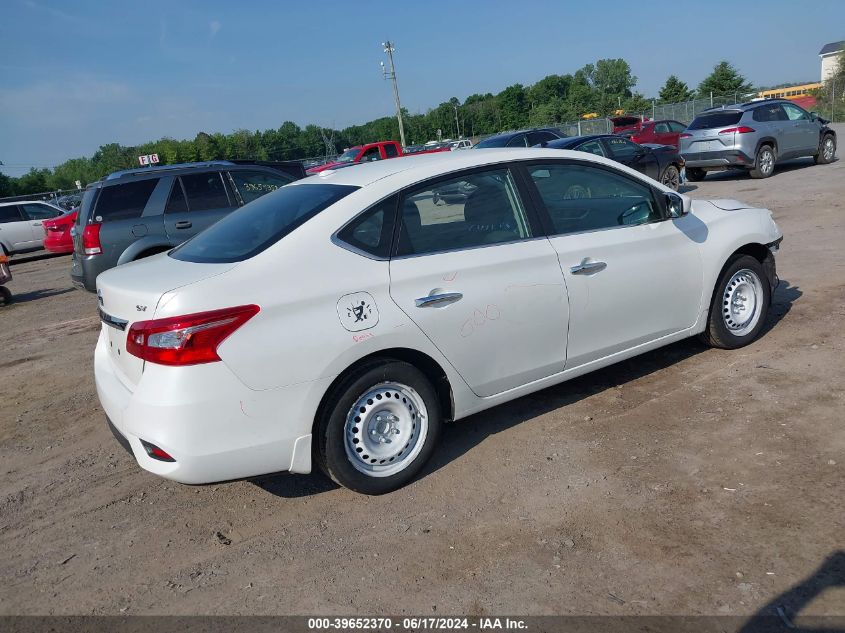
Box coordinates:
[93,179,158,222]
[688,111,743,130]
[170,183,358,263]
[474,135,509,149]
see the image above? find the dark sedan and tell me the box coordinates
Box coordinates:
[537,134,684,190]
[474,127,565,149]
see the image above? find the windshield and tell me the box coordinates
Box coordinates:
[170,183,358,263]
[473,135,509,149]
[336,148,362,163]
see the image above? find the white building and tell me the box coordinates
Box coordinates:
[819,40,844,81]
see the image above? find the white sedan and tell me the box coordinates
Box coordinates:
[95,148,782,494]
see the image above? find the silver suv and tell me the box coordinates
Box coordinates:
[679,99,836,181]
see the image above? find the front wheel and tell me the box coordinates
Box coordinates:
[814,134,836,164]
[686,167,706,182]
[700,255,771,349]
[660,165,680,190]
[0,286,11,306]
[314,360,442,494]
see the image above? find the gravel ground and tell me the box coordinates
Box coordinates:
[1,143,843,617]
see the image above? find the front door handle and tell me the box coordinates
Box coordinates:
[32,222,42,226]
[570,260,607,275]
[174,221,192,229]
[415,292,463,308]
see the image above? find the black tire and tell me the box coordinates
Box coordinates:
[0,286,12,307]
[750,144,776,179]
[314,359,442,494]
[660,165,681,190]
[700,255,771,349]
[686,167,706,182]
[814,134,836,165]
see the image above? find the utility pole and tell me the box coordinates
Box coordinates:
[453,104,461,138]
[380,41,406,148]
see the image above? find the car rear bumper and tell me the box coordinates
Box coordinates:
[44,235,73,254]
[681,149,754,169]
[95,328,330,484]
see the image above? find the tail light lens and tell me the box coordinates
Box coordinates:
[82,224,102,255]
[719,126,755,134]
[126,304,260,366]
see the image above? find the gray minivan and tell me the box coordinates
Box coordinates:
[71,160,305,291]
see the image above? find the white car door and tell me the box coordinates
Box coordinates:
[0,205,36,252]
[389,167,570,398]
[20,203,61,247]
[523,161,704,368]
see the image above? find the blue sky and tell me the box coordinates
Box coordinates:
[1,0,844,177]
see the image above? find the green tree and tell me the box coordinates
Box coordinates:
[592,58,636,98]
[496,84,529,130]
[697,61,752,97]
[15,168,51,195]
[622,93,652,115]
[0,172,15,197]
[658,75,694,103]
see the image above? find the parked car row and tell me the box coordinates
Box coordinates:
[0,200,63,255]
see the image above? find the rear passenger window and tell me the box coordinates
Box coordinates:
[21,203,60,220]
[179,173,230,211]
[506,135,528,147]
[94,179,158,222]
[688,111,743,129]
[396,168,532,256]
[654,123,670,133]
[753,104,787,122]
[0,205,23,223]
[229,170,294,204]
[576,139,606,157]
[384,144,399,158]
[668,121,687,133]
[528,163,660,234]
[336,196,397,258]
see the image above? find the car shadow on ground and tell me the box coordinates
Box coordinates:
[678,184,698,194]
[253,279,801,498]
[738,550,845,632]
[7,251,69,266]
[697,157,837,183]
[5,287,75,304]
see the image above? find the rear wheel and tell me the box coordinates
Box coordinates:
[750,145,776,179]
[314,360,442,494]
[686,167,706,182]
[814,134,836,164]
[700,255,771,349]
[660,165,681,190]
[0,286,12,307]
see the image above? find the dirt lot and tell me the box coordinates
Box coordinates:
[1,145,843,618]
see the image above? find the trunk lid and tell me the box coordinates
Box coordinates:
[96,254,237,389]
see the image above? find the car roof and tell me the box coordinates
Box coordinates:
[294,147,653,190]
[700,99,795,114]
[481,127,561,141]
[103,159,301,182]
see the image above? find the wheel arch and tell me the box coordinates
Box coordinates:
[313,347,455,435]
[116,238,173,265]
[716,242,777,294]
[754,136,778,158]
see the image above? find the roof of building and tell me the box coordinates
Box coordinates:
[819,41,845,56]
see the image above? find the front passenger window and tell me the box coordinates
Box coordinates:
[528,163,661,234]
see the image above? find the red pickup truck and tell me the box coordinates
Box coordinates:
[306,140,448,174]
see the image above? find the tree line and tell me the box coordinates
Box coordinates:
[2,59,757,197]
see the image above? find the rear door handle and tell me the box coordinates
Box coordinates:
[570,260,607,275]
[415,292,463,308]
[174,221,192,229]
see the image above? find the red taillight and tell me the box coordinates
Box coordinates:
[719,126,755,135]
[126,304,260,366]
[82,224,102,255]
[680,133,692,139]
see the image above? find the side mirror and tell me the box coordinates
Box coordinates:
[665,192,689,218]
[810,111,818,119]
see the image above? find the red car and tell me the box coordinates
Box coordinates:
[42,210,77,254]
[630,120,688,149]
[610,115,647,135]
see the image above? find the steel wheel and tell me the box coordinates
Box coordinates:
[661,165,680,190]
[344,382,428,478]
[722,269,764,336]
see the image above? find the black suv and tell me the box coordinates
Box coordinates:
[71,160,305,292]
